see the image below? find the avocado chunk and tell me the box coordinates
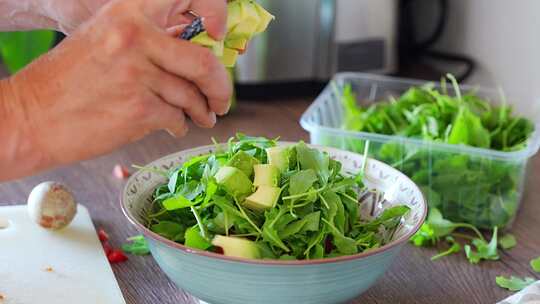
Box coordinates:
[243,185,281,211]
[226,151,260,178]
[253,2,275,34]
[212,40,225,57]
[225,37,248,51]
[228,1,261,39]
[191,32,218,47]
[226,0,242,31]
[253,164,280,187]
[215,166,253,197]
[220,48,239,68]
[212,235,260,259]
[190,0,274,67]
[266,146,290,172]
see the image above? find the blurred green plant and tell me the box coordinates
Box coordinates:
[0,30,55,74]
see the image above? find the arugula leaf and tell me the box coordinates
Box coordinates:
[150,221,186,241]
[262,225,290,252]
[431,236,460,261]
[163,194,200,210]
[321,191,339,225]
[122,235,151,256]
[464,227,499,264]
[322,219,358,255]
[289,169,318,195]
[530,256,540,273]
[498,234,517,250]
[495,276,536,291]
[280,211,320,239]
[377,205,411,222]
[411,223,436,246]
[184,226,212,250]
[295,142,330,184]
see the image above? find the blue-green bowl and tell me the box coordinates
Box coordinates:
[121,144,427,304]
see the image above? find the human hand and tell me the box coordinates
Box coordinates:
[4,0,231,176]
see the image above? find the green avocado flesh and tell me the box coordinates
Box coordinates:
[266,146,290,173]
[212,235,260,259]
[227,151,260,178]
[243,185,281,211]
[191,0,274,67]
[214,166,253,197]
[253,164,280,187]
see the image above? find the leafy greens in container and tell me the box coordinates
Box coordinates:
[142,134,409,260]
[336,75,535,230]
[318,74,538,263]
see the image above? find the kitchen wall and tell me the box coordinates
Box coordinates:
[420,0,540,117]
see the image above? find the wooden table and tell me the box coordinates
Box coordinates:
[1,99,539,304]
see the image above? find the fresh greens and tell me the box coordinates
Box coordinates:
[336,74,534,229]
[499,234,517,250]
[464,227,499,264]
[122,235,150,256]
[410,207,500,264]
[531,256,540,273]
[142,134,409,260]
[430,236,461,261]
[495,276,536,291]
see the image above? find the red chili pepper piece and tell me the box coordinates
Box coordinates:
[98,228,109,242]
[113,165,131,179]
[108,249,128,264]
[102,242,113,256]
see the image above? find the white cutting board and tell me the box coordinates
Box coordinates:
[0,204,126,304]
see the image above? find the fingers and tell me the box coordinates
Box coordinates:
[188,0,228,39]
[150,69,217,128]
[144,35,232,115]
[137,0,189,27]
[147,98,189,137]
[166,24,187,37]
[137,0,226,40]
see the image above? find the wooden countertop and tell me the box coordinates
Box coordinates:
[1,98,539,304]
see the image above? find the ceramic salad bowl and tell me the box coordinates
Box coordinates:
[121,143,427,304]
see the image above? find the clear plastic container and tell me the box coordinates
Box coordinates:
[300,73,540,229]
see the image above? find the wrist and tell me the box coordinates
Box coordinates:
[0,76,51,180]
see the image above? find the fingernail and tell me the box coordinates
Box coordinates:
[181,125,189,136]
[166,129,177,138]
[208,112,217,125]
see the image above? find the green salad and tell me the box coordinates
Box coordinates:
[142,134,410,260]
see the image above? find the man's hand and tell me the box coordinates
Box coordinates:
[0,0,231,180]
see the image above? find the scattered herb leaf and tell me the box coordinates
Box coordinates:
[495,276,536,291]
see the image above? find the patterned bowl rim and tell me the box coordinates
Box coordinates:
[120,143,427,266]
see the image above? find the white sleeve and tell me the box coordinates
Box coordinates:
[0,1,58,31]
